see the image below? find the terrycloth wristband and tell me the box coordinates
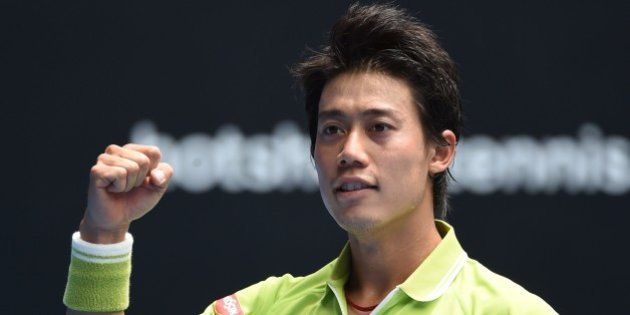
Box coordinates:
[63,232,134,312]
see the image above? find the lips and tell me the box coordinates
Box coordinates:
[337,182,377,192]
[333,177,378,193]
[334,180,377,202]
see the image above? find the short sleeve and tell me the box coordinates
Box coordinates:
[200,274,297,315]
[479,294,558,315]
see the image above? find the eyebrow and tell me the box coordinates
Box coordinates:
[318,108,403,122]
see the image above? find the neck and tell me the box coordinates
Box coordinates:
[344,194,442,307]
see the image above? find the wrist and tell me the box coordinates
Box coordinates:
[63,231,133,312]
[79,218,129,244]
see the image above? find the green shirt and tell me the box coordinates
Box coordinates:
[202,220,556,314]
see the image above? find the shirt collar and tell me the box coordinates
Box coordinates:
[327,220,468,302]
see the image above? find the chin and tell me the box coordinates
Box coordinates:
[333,208,383,235]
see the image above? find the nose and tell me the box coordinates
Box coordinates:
[337,130,369,168]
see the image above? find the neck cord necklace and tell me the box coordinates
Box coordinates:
[345,291,378,312]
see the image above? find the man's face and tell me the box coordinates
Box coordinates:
[314,71,434,235]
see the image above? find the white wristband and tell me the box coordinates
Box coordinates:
[71,232,134,264]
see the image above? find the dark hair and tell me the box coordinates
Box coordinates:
[292,3,463,219]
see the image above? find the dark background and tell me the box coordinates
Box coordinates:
[3,0,628,314]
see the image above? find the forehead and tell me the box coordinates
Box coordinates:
[318,71,416,116]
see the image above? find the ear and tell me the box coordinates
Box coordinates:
[429,130,457,175]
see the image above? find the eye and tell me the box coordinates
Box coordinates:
[322,125,343,136]
[370,123,392,133]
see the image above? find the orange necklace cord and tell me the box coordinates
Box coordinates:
[345,291,379,312]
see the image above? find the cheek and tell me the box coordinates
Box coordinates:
[313,148,337,211]
[380,149,428,196]
[314,148,333,183]
[313,147,324,174]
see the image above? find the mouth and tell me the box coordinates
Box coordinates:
[334,181,378,203]
[333,177,379,201]
[334,182,379,193]
[334,184,378,201]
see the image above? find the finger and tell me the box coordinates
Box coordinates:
[107,166,128,193]
[148,162,174,189]
[105,144,157,187]
[111,147,152,188]
[97,154,141,192]
[91,163,127,193]
[120,143,162,169]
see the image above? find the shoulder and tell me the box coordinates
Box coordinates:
[255,258,336,301]
[200,260,336,315]
[450,258,557,315]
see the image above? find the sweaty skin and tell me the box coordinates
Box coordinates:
[314,71,456,312]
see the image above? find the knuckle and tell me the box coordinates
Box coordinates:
[148,145,162,159]
[97,153,108,162]
[128,162,140,173]
[138,155,150,169]
[105,144,119,154]
[116,167,128,178]
[90,165,101,176]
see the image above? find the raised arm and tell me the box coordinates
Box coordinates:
[64,144,173,314]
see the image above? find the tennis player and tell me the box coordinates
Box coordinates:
[64,3,557,314]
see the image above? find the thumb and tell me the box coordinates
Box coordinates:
[148,162,174,189]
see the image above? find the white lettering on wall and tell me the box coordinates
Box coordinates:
[130,120,318,193]
[130,121,629,195]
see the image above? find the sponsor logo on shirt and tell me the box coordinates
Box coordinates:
[214,294,244,315]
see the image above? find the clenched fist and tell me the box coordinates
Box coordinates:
[79,144,174,244]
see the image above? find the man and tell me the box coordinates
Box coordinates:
[64,3,557,314]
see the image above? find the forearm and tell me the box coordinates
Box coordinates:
[63,143,172,313]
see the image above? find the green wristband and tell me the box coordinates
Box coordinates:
[63,232,133,312]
